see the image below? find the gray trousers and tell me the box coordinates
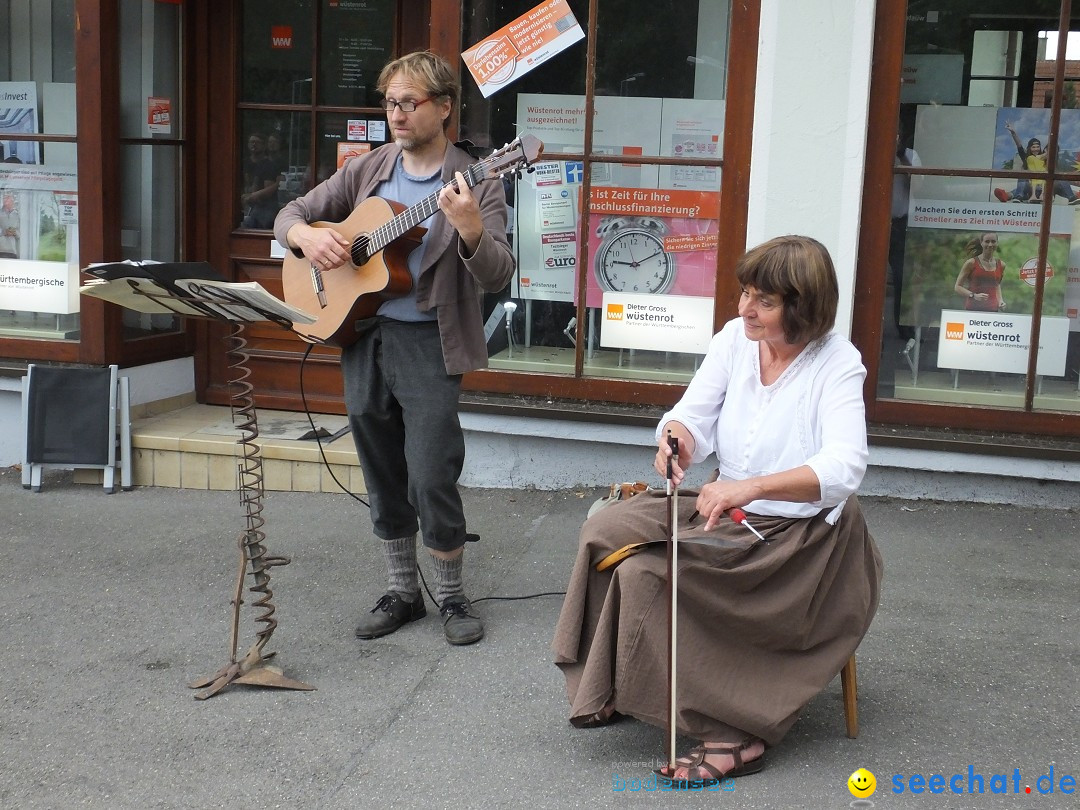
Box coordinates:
[340,318,468,552]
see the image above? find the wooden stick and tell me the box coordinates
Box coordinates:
[665,431,680,771]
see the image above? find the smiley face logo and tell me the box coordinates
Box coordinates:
[848,768,876,798]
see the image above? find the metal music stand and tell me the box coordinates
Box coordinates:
[128,279,315,700]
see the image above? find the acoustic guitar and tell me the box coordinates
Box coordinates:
[281,133,543,346]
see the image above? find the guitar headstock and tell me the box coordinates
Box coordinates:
[479,134,544,180]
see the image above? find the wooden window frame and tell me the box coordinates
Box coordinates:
[852,0,1080,439]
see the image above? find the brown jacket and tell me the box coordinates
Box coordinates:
[274,141,515,375]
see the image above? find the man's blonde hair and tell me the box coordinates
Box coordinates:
[377,51,459,131]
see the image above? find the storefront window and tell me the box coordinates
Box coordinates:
[118,144,183,338]
[318,0,394,108]
[0,0,78,342]
[238,0,394,231]
[118,0,184,340]
[240,1,315,106]
[882,2,1080,416]
[461,0,730,385]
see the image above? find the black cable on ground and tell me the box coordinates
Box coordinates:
[299,342,369,509]
[416,564,565,609]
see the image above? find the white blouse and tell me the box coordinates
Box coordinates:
[656,318,868,521]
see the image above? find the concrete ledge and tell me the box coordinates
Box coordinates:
[862,445,1080,508]
[460,412,657,490]
[85,404,1080,506]
[460,412,1080,507]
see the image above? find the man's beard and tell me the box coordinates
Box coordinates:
[395,128,441,153]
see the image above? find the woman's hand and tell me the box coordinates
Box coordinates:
[654,422,695,487]
[695,479,760,531]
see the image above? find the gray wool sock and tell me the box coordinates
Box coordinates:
[382,535,419,599]
[430,552,464,606]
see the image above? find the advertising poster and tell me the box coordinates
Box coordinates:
[0,81,40,164]
[513,93,662,302]
[900,54,965,105]
[462,0,585,98]
[937,309,1068,375]
[513,162,580,302]
[517,92,662,185]
[988,107,1080,209]
[584,186,719,309]
[1065,243,1080,325]
[0,164,79,261]
[896,229,1069,330]
[513,93,722,307]
[659,98,724,191]
[903,105,1079,338]
[0,164,80,314]
[321,0,393,108]
[347,119,367,141]
[600,293,714,353]
[147,97,172,134]
[336,141,370,169]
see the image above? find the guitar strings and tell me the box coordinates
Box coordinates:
[355,159,491,259]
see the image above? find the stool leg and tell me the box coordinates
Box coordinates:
[841,655,858,738]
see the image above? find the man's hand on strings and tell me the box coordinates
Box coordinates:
[439,171,484,254]
[289,223,352,270]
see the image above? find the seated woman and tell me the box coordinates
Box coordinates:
[552,235,883,785]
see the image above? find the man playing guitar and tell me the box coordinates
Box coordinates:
[274,50,515,646]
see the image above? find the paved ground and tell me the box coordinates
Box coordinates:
[1,467,1078,809]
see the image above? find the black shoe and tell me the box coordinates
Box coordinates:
[355,592,426,639]
[439,596,484,645]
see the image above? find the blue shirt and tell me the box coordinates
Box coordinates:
[374,154,443,322]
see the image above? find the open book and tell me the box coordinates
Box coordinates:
[80,260,316,325]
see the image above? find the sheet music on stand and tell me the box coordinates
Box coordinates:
[78,261,316,700]
[79,260,316,326]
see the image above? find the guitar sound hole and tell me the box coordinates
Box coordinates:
[351,235,370,266]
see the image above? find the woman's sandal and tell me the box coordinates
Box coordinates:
[570,702,623,729]
[654,738,766,786]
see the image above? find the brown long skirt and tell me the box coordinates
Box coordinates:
[552,491,882,746]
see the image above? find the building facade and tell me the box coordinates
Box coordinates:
[2,0,1079,470]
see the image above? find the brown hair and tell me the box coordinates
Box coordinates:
[377,51,459,131]
[964,231,997,258]
[734,235,839,344]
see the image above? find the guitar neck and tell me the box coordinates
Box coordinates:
[363,161,483,255]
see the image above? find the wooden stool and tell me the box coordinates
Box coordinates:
[841,655,858,738]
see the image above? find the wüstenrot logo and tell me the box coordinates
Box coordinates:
[270,25,293,48]
[945,321,964,340]
[607,304,624,321]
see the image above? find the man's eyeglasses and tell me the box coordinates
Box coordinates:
[380,97,436,113]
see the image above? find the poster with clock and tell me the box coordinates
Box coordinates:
[583,186,719,309]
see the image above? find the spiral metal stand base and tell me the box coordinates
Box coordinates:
[188,323,314,699]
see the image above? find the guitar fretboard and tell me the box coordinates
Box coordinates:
[355,161,485,259]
